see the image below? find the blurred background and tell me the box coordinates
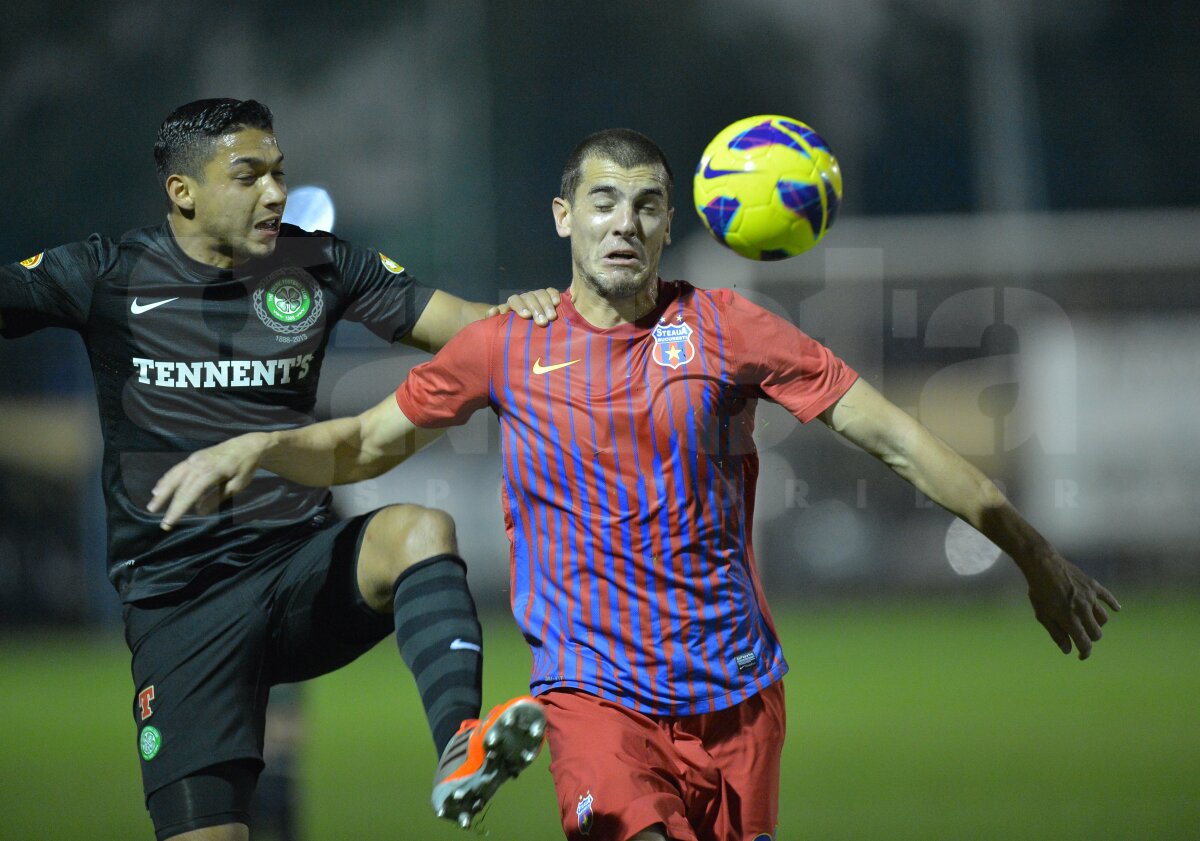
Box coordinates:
[1,1,1197,839]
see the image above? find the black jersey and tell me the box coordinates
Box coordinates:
[0,223,433,602]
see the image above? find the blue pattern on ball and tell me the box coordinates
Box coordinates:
[701,196,741,243]
[777,180,826,236]
[819,169,841,228]
[760,248,792,261]
[779,119,832,154]
[728,120,810,158]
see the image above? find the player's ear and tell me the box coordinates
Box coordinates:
[165,174,196,214]
[552,196,572,239]
[665,205,675,246]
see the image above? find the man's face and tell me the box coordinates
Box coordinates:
[553,156,673,300]
[177,128,287,265]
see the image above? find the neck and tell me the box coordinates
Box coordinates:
[568,276,660,328]
[167,215,239,269]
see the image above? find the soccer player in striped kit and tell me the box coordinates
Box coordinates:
[152,128,1120,841]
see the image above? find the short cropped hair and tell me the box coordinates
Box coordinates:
[560,128,673,204]
[154,99,274,185]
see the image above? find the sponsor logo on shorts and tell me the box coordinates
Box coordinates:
[20,252,44,269]
[137,685,156,721]
[139,726,162,761]
[379,253,404,274]
[576,790,594,836]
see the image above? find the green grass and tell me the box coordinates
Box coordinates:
[0,593,1196,840]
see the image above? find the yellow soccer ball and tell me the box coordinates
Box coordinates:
[693,115,842,260]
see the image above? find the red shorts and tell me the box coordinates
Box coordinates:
[541,682,785,841]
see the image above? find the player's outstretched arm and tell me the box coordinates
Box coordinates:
[404,288,560,352]
[148,395,429,530]
[819,378,1120,660]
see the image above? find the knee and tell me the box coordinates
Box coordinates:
[358,505,458,603]
[408,505,457,557]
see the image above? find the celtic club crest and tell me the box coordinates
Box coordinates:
[253,269,324,334]
[139,726,162,761]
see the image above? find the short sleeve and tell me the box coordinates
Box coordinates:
[394,316,495,428]
[0,236,112,338]
[721,290,858,423]
[333,239,435,343]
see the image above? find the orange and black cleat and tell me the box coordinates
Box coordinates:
[431,695,546,828]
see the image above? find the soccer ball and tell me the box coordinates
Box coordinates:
[693,115,842,261]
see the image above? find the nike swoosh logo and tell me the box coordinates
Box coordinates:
[130,297,179,314]
[532,358,581,375]
[700,160,747,179]
[450,638,482,652]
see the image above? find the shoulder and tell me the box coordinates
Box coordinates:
[664,279,742,308]
[104,224,187,275]
[663,279,753,322]
[316,232,416,288]
[430,309,507,361]
[271,223,340,267]
[458,310,510,343]
[28,231,129,279]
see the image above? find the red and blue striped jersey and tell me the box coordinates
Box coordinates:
[396,279,857,715]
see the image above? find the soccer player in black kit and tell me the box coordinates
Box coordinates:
[0,99,557,840]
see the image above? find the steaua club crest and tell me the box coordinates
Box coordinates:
[651,313,696,370]
[576,791,594,836]
[20,252,44,269]
[253,269,324,335]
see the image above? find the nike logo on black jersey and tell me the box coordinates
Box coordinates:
[130,297,179,314]
[450,638,482,652]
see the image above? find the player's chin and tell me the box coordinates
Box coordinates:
[594,265,650,296]
[243,235,280,258]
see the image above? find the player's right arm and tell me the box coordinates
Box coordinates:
[1,241,109,335]
[149,313,496,530]
[1,242,106,338]
[148,395,434,530]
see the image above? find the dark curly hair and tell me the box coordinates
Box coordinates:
[154,98,274,186]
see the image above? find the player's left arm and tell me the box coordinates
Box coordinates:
[403,287,560,352]
[819,377,1120,660]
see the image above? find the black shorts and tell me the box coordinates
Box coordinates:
[124,511,392,801]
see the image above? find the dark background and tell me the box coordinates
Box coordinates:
[2,0,1199,624]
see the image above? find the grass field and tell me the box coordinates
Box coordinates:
[0,593,1196,840]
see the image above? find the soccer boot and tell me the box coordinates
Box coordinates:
[431,695,546,828]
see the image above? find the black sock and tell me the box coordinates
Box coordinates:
[392,553,483,756]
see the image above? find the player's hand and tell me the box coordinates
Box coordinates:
[146,433,270,530]
[488,287,560,325]
[1022,553,1121,660]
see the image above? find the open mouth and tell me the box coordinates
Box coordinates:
[604,248,640,266]
[254,218,281,234]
